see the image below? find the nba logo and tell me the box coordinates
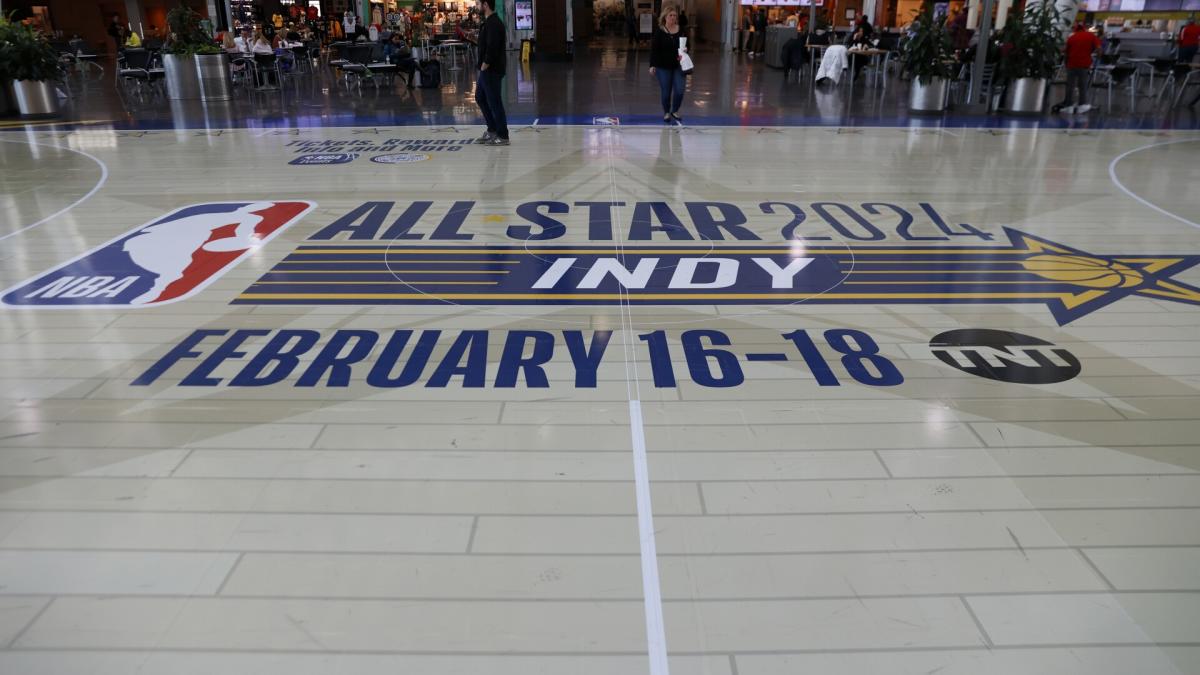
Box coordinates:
[1,201,314,308]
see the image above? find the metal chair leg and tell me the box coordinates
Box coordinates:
[1173,73,1196,108]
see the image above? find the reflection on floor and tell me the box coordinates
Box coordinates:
[12,39,1200,130]
[1,122,1200,674]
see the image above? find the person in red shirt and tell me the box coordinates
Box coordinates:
[1054,23,1102,114]
[1179,19,1199,65]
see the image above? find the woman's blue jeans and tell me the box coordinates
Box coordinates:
[655,67,685,115]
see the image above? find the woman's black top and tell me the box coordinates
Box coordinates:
[650,27,683,70]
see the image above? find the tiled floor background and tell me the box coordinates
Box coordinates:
[0,125,1199,673]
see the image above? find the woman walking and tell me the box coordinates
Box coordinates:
[649,5,688,124]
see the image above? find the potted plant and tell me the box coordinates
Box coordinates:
[901,4,955,113]
[997,2,1062,114]
[0,16,15,116]
[2,17,62,117]
[163,3,225,100]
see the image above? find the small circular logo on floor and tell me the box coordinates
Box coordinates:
[929,329,1081,384]
[371,153,431,164]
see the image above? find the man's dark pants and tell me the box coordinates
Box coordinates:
[476,70,508,140]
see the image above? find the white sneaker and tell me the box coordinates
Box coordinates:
[1075,104,1092,114]
[1059,105,1076,114]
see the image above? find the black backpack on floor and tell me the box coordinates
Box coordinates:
[418,60,441,88]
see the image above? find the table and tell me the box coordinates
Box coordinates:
[366,61,400,89]
[438,40,466,72]
[847,48,890,90]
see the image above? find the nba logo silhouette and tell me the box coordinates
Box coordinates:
[1,201,314,308]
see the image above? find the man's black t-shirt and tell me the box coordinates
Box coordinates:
[478,13,506,77]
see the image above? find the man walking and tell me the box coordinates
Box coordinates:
[1053,23,1101,115]
[106,14,126,55]
[751,9,767,57]
[475,0,509,146]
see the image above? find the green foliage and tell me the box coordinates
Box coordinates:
[901,4,954,85]
[165,3,217,55]
[0,15,11,81]
[0,15,62,82]
[996,2,1063,80]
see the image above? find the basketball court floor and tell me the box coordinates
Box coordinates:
[1,121,1200,674]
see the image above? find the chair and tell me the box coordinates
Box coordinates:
[147,50,165,83]
[228,55,257,89]
[1170,66,1199,108]
[276,49,301,84]
[338,45,376,89]
[975,64,997,110]
[117,49,154,93]
[1092,63,1137,112]
[876,34,901,77]
[289,46,312,75]
[253,53,282,89]
[328,42,358,85]
[948,63,971,104]
[1156,62,1194,104]
[1147,58,1174,96]
[328,41,353,68]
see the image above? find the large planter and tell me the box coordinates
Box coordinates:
[909,77,948,113]
[0,82,16,116]
[12,80,59,117]
[1004,77,1048,115]
[196,53,232,101]
[163,53,201,99]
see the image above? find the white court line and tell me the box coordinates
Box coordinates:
[628,399,670,675]
[598,100,669,672]
[0,137,109,244]
[1108,138,1200,231]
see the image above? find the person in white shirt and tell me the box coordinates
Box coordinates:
[233,28,252,54]
[251,29,274,54]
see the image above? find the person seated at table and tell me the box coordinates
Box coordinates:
[383,32,418,87]
[845,16,873,79]
[233,28,252,53]
[222,32,238,52]
[251,29,274,54]
[847,16,873,46]
[124,31,142,48]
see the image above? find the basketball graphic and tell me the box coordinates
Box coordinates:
[1021,254,1144,289]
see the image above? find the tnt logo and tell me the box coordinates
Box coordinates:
[2,201,314,308]
[930,329,1081,384]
